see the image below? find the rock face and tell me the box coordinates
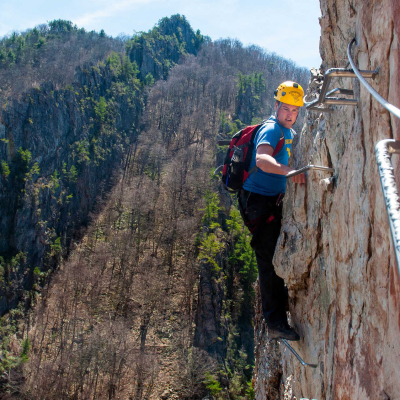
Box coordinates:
[254,0,400,399]
[194,256,227,359]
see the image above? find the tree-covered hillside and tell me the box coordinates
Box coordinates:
[0,15,206,315]
[0,15,309,399]
[0,19,123,105]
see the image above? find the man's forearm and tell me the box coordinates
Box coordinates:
[256,154,294,175]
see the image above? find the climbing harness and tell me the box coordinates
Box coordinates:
[346,38,400,269]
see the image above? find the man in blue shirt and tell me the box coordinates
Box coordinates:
[239,81,306,341]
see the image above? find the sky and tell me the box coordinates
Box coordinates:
[0,0,322,70]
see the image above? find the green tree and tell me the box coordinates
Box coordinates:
[36,37,46,48]
[20,338,31,363]
[233,233,257,285]
[198,233,224,271]
[200,190,221,229]
[50,170,60,191]
[235,72,266,124]
[94,97,107,122]
[0,49,7,67]
[227,208,242,238]
[1,160,10,179]
[203,372,222,398]
[145,72,155,86]
[106,51,121,73]
[48,19,75,34]
[7,49,16,64]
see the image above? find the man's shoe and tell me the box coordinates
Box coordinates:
[267,322,300,341]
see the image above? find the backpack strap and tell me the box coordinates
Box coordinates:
[262,120,284,157]
[272,124,285,157]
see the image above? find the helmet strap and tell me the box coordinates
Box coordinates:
[275,101,282,119]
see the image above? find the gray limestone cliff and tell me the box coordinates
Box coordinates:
[253,0,400,399]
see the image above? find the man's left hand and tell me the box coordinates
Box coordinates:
[291,173,306,186]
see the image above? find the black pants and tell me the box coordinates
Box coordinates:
[238,189,287,326]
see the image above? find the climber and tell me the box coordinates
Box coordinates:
[238,81,306,341]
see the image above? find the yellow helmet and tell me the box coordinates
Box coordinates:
[274,81,304,107]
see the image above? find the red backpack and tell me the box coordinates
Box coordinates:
[219,121,284,192]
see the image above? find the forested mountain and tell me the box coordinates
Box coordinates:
[0,15,309,399]
[0,20,124,106]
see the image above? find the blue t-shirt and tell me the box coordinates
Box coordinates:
[242,116,294,196]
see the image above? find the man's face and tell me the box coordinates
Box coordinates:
[275,102,300,129]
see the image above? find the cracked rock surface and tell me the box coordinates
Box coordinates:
[254,0,400,398]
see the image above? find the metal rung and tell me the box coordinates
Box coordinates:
[324,98,358,106]
[306,88,355,108]
[281,339,318,368]
[307,106,334,113]
[327,88,354,96]
[286,164,335,179]
[323,68,377,79]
